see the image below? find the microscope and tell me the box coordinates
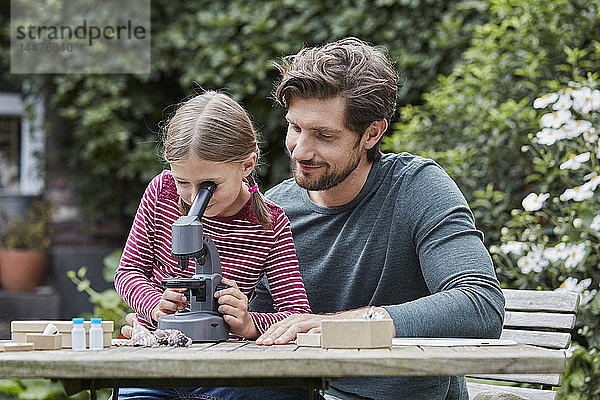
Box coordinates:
[157,181,229,341]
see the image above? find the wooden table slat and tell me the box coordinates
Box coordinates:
[263,344,299,352]
[203,342,247,351]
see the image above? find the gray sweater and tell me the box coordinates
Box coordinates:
[250,153,505,399]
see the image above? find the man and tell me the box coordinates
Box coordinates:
[249,37,505,399]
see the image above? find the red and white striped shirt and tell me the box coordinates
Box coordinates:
[115,170,311,335]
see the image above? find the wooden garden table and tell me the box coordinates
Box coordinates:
[0,340,565,399]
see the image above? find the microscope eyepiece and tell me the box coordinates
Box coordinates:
[188,181,217,217]
[200,181,217,194]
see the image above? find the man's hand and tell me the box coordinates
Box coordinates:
[151,288,189,322]
[256,314,329,345]
[121,312,137,339]
[214,277,259,339]
[255,306,395,345]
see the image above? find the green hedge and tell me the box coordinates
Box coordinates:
[18,0,486,235]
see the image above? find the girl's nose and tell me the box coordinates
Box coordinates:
[190,188,200,204]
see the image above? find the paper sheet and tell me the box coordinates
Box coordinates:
[392,338,518,347]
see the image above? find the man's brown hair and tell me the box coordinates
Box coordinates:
[274,37,399,162]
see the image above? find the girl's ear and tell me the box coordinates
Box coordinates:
[241,152,257,177]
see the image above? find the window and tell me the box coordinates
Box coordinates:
[0,115,21,190]
[0,91,44,195]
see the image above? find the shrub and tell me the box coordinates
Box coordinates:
[384,0,600,397]
[0,199,54,250]
[492,78,600,399]
[384,0,600,246]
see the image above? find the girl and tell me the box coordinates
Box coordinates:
[115,91,311,340]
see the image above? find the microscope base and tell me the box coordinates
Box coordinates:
[158,311,229,342]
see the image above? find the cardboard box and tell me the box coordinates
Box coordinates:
[11,320,113,348]
[321,319,394,349]
[26,333,63,350]
[0,342,34,352]
[296,332,321,347]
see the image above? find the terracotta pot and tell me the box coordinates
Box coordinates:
[0,249,48,291]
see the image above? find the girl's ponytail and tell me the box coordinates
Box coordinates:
[247,173,272,231]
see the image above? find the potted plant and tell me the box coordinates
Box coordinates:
[0,199,53,291]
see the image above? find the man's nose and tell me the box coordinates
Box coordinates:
[289,132,314,161]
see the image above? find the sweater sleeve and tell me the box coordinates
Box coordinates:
[248,211,311,334]
[114,175,163,327]
[383,162,505,339]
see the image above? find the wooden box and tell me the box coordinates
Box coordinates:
[26,333,63,350]
[11,320,113,348]
[320,319,394,349]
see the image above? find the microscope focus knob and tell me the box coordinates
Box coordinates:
[215,282,229,292]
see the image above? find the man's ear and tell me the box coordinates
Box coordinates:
[363,119,388,150]
[241,152,257,177]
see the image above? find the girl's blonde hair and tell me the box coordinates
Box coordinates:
[163,91,272,230]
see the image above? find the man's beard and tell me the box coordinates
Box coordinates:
[292,146,362,191]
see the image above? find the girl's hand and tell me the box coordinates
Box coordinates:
[214,277,259,339]
[121,312,137,338]
[151,288,189,322]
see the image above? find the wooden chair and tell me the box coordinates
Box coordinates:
[467,288,580,400]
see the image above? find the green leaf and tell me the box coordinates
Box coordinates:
[589,292,600,315]
[102,249,122,283]
[568,369,586,388]
[16,379,64,400]
[76,267,88,279]
[0,379,23,395]
[76,280,90,293]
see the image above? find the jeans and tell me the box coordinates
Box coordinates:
[115,387,324,400]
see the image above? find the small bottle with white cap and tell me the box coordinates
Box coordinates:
[89,318,104,350]
[71,318,86,350]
